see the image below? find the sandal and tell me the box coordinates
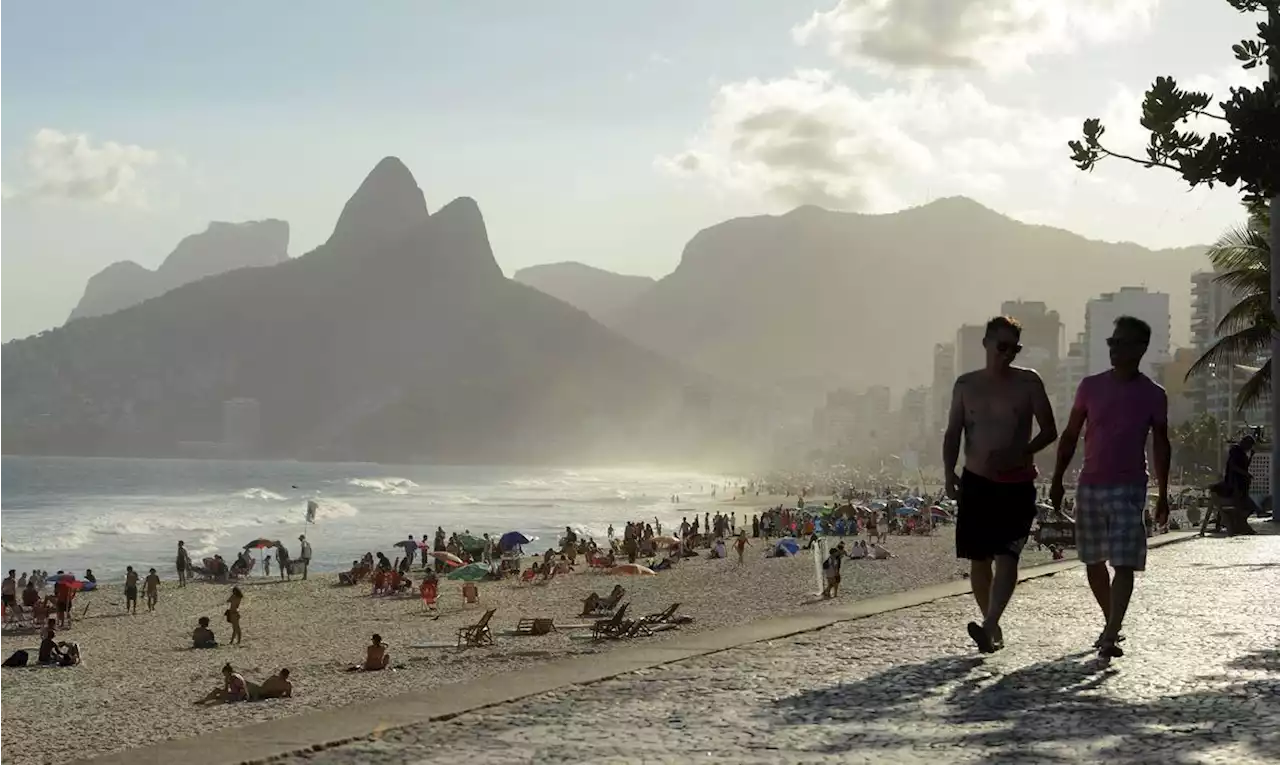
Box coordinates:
[967,621,997,654]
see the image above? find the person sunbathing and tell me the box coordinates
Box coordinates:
[348,634,390,671]
[255,668,292,699]
[192,616,218,649]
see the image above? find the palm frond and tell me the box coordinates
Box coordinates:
[1235,358,1271,411]
[1215,295,1274,335]
[1206,225,1269,272]
[1186,323,1272,381]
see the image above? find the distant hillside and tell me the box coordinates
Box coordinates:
[5,158,718,464]
[611,198,1206,395]
[67,220,290,323]
[513,261,654,324]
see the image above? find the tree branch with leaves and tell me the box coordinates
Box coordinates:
[1068,0,1279,208]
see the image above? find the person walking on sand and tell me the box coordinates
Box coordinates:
[734,531,751,564]
[943,315,1058,654]
[144,568,161,612]
[176,541,192,587]
[226,586,244,644]
[1051,316,1170,663]
[124,566,140,615]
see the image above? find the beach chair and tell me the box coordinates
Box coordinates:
[457,609,496,648]
[590,603,630,640]
[641,603,680,625]
[581,586,626,617]
[514,617,556,636]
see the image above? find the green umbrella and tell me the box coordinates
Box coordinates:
[447,563,490,582]
[456,535,487,555]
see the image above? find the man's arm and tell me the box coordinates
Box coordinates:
[1025,372,1058,455]
[1053,406,1087,484]
[1152,393,1171,500]
[942,379,965,480]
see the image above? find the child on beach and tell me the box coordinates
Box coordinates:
[144,568,160,612]
[124,566,139,615]
[734,532,751,563]
[263,555,272,578]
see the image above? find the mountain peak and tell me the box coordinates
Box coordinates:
[420,196,503,281]
[326,156,430,253]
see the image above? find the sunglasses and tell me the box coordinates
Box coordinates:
[1106,337,1147,348]
[994,341,1022,354]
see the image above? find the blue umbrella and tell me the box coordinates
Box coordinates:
[774,539,799,557]
[499,531,531,551]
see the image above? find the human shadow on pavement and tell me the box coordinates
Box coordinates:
[761,647,1279,765]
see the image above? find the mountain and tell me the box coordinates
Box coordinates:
[67,219,290,323]
[610,197,1206,397]
[4,159,716,464]
[513,262,655,324]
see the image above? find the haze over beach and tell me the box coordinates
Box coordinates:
[3,2,1277,764]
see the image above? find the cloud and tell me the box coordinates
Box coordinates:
[658,71,933,211]
[794,0,1159,74]
[5,128,168,206]
[659,70,1089,212]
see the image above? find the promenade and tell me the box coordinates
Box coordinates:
[279,529,1278,765]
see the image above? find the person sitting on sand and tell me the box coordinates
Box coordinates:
[193,616,218,649]
[848,540,868,559]
[711,537,727,559]
[349,634,390,671]
[870,543,893,560]
[195,663,250,704]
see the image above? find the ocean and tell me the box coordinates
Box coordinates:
[0,457,730,580]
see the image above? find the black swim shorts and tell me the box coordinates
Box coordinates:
[956,470,1037,561]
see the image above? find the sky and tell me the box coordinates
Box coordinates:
[1,0,1266,341]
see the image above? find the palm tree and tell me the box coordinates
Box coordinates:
[1186,203,1272,411]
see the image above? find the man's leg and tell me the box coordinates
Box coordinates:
[1100,566,1135,643]
[1085,563,1112,618]
[970,559,993,616]
[981,554,1019,643]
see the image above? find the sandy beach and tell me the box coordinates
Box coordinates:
[1,522,1054,765]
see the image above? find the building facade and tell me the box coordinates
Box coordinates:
[1084,287,1171,377]
[931,342,955,433]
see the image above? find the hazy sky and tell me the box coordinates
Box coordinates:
[1,0,1264,340]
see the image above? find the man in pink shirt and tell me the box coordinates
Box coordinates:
[1051,316,1170,663]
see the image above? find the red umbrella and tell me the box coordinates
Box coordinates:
[243,538,278,550]
[427,551,464,567]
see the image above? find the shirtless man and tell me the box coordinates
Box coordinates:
[351,634,390,671]
[144,568,161,612]
[124,566,139,615]
[943,315,1058,653]
[255,668,293,699]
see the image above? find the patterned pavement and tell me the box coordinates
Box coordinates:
[279,529,1280,765]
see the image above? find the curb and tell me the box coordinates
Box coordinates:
[75,531,1199,765]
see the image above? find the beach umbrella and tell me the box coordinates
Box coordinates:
[447,563,491,582]
[929,506,951,519]
[499,531,531,551]
[651,535,680,546]
[243,538,277,550]
[456,534,487,555]
[774,539,800,556]
[609,563,657,576]
[428,551,464,567]
[895,506,914,515]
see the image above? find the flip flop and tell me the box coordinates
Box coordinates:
[967,621,996,654]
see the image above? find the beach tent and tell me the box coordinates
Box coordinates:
[499,531,531,551]
[774,539,800,557]
[447,563,491,582]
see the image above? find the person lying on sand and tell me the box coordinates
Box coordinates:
[195,663,249,705]
[255,668,292,699]
[348,634,390,671]
[192,616,217,649]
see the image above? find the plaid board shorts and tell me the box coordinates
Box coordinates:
[1075,483,1149,570]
